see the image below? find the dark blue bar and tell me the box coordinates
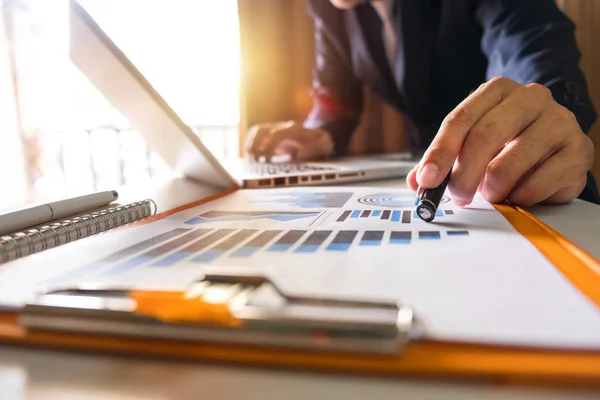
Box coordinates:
[326,230,358,252]
[419,231,441,240]
[268,230,306,252]
[447,230,469,236]
[294,231,332,253]
[390,231,411,244]
[360,231,384,246]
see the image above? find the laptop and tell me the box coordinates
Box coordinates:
[68,0,419,190]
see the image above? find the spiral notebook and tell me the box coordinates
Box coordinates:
[0,199,157,264]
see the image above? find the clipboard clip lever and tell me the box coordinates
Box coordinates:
[21,271,413,354]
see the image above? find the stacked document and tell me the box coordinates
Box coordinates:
[1,187,599,350]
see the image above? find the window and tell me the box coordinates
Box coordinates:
[1,0,241,208]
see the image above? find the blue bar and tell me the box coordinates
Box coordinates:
[359,240,382,246]
[268,243,293,252]
[192,249,224,263]
[371,210,382,217]
[350,210,361,218]
[295,244,320,253]
[230,246,260,258]
[103,255,154,276]
[391,211,401,222]
[414,210,444,219]
[152,252,192,267]
[326,243,352,251]
[390,238,411,244]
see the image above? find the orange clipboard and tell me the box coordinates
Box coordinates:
[0,190,599,389]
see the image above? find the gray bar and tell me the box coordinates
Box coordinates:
[214,230,258,250]
[331,230,358,244]
[145,229,211,257]
[301,231,333,246]
[401,211,411,224]
[182,229,235,253]
[103,228,190,262]
[276,230,307,245]
[337,211,351,222]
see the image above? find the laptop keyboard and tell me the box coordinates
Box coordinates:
[248,162,336,176]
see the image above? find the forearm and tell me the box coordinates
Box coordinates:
[303,86,361,155]
[305,0,364,155]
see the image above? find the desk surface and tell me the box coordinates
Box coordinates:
[1,176,599,400]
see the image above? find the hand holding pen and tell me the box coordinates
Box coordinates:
[414,170,452,223]
[407,78,593,210]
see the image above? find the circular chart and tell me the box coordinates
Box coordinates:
[357,193,450,208]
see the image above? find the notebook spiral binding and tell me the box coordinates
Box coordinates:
[0,200,157,264]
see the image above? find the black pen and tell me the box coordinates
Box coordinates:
[415,170,451,223]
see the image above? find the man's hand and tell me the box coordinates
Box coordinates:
[407,77,595,207]
[245,121,334,162]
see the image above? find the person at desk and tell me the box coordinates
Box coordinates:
[246,0,600,207]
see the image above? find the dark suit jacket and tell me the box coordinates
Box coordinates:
[304,0,600,204]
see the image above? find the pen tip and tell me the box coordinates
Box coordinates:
[112,190,119,199]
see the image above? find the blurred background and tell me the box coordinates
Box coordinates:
[1,0,599,211]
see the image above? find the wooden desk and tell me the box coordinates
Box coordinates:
[1,176,599,400]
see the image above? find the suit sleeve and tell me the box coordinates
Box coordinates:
[474,0,597,134]
[304,0,363,155]
[475,0,600,204]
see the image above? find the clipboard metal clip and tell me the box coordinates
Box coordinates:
[20,271,413,355]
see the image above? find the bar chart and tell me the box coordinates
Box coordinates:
[336,209,455,223]
[79,227,472,277]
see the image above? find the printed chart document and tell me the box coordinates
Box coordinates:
[1,187,599,349]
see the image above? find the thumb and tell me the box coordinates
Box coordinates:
[406,167,419,192]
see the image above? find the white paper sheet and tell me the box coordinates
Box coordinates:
[1,187,599,349]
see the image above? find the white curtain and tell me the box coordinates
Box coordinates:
[0,3,29,210]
